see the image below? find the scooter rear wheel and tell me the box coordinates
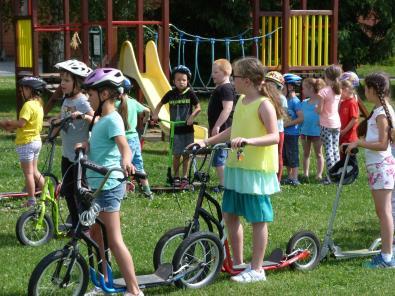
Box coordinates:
[286,230,320,271]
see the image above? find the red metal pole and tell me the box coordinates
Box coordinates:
[64,0,70,59]
[31,0,39,76]
[282,0,290,73]
[105,0,114,66]
[251,0,260,57]
[162,0,169,80]
[81,0,89,65]
[136,0,144,72]
[331,0,339,64]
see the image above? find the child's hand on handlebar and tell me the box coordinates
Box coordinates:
[75,141,89,154]
[231,137,248,149]
[342,142,358,154]
[120,162,135,177]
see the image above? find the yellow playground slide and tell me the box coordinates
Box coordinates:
[119,40,208,141]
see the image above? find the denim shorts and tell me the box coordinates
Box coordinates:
[212,148,228,167]
[127,136,145,173]
[94,183,126,212]
[16,140,42,162]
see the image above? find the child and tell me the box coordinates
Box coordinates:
[152,65,201,188]
[264,71,287,181]
[208,59,237,192]
[82,68,143,296]
[339,72,359,161]
[346,72,395,268]
[300,78,325,181]
[194,57,282,283]
[317,64,342,184]
[119,78,153,199]
[0,77,45,206]
[282,73,303,186]
[54,59,94,230]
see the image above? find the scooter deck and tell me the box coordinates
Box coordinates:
[232,248,283,270]
[0,191,42,200]
[113,263,173,288]
[334,249,380,258]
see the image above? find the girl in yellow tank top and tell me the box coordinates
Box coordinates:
[192,57,284,283]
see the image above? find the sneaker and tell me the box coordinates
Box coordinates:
[84,286,106,296]
[123,291,144,296]
[230,266,266,283]
[212,184,224,193]
[143,190,154,200]
[288,179,301,186]
[173,177,181,187]
[363,254,395,269]
[180,178,189,189]
[25,197,36,207]
[320,177,331,185]
[280,178,291,185]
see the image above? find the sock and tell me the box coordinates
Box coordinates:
[142,185,151,193]
[381,252,392,262]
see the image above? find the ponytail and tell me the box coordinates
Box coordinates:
[324,64,342,95]
[118,95,130,131]
[260,82,285,119]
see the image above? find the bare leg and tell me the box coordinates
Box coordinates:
[251,222,268,271]
[372,189,393,254]
[223,212,244,265]
[173,155,181,178]
[182,155,190,178]
[20,161,35,197]
[215,166,225,186]
[32,157,44,190]
[302,138,312,177]
[92,211,141,295]
[312,138,324,179]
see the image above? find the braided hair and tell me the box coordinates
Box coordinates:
[357,73,393,141]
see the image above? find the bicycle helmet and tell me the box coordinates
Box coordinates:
[54,59,92,78]
[172,65,192,80]
[18,76,47,91]
[283,73,302,86]
[328,156,359,185]
[123,77,133,93]
[340,71,360,88]
[84,68,125,92]
[265,71,285,88]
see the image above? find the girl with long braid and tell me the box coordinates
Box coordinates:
[346,72,395,268]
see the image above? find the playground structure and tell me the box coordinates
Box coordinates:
[12,0,341,115]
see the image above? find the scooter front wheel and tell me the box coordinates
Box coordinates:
[16,208,54,246]
[28,249,89,296]
[286,230,320,271]
[172,232,223,289]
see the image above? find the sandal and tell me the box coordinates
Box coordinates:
[180,178,189,189]
[172,177,181,187]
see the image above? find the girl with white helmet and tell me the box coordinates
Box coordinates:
[82,68,142,296]
[54,59,95,231]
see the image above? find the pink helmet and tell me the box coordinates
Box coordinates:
[83,68,125,92]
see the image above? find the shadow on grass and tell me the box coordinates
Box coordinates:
[0,232,18,248]
[142,149,168,156]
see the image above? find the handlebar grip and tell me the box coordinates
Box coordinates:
[81,158,109,176]
[133,172,147,180]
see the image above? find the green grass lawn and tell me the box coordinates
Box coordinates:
[1,76,395,295]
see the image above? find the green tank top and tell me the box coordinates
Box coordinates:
[226,95,278,172]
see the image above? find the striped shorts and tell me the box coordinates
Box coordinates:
[16,140,42,162]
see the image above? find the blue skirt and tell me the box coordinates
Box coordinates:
[222,189,273,223]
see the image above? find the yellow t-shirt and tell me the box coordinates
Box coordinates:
[15,100,44,145]
[226,95,278,172]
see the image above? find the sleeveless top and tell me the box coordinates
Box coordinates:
[226,95,278,173]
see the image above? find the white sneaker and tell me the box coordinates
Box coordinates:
[230,267,266,283]
[123,291,144,296]
[84,286,106,296]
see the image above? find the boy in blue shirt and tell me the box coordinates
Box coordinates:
[282,74,303,186]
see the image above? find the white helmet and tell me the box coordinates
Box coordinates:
[54,59,92,78]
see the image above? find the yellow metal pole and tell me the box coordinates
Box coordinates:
[324,15,329,65]
[298,15,302,66]
[289,17,292,66]
[292,16,296,66]
[268,17,272,67]
[262,16,266,66]
[318,15,322,66]
[275,16,279,66]
[311,15,316,66]
[17,19,33,68]
[304,15,309,66]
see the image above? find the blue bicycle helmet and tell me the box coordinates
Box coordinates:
[123,77,133,93]
[172,65,192,80]
[283,73,302,86]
